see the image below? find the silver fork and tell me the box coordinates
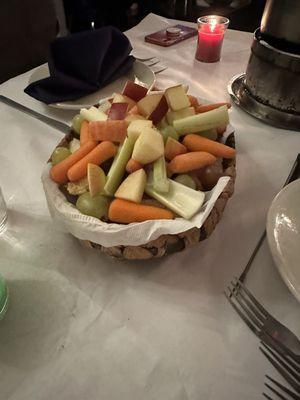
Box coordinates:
[134,56,158,62]
[263,375,300,400]
[133,56,168,74]
[260,342,300,394]
[224,278,300,363]
[152,65,168,74]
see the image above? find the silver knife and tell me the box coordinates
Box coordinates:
[0,95,70,134]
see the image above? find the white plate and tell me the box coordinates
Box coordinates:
[266,179,300,302]
[28,60,155,110]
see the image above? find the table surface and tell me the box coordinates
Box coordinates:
[0,13,299,400]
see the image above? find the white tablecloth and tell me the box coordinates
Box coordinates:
[0,13,299,400]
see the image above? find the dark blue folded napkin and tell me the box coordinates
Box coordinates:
[24,26,134,104]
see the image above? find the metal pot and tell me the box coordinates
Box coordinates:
[261,0,300,46]
[244,30,300,114]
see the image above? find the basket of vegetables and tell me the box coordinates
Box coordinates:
[42,81,236,260]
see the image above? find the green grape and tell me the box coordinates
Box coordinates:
[51,147,71,165]
[174,174,196,190]
[76,192,109,220]
[72,114,84,135]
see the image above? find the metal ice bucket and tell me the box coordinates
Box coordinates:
[244,30,300,115]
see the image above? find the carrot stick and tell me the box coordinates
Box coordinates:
[195,103,231,114]
[108,198,174,223]
[126,159,143,174]
[89,120,127,142]
[50,141,97,184]
[168,151,216,175]
[80,120,90,146]
[67,141,117,182]
[164,137,187,161]
[183,134,235,158]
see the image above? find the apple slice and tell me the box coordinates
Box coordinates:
[132,127,164,164]
[148,95,169,125]
[165,85,191,111]
[137,93,163,117]
[164,137,187,160]
[108,103,128,120]
[166,106,195,125]
[115,168,147,203]
[128,105,139,115]
[113,93,136,110]
[80,106,107,122]
[127,119,153,141]
[98,100,112,114]
[87,163,106,197]
[122,80,148,101]
[125,114,147,123]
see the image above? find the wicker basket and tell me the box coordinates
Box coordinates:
[51,131,236,260]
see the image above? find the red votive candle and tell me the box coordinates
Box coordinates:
[195,15,229,63]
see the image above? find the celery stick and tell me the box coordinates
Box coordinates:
[166,107,195,125]
[153,157,169,193]
[103,137,135,196]
[161,126,179,143]
[174,105,229,135]
[146,175,205,219]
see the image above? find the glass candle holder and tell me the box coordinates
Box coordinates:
[195,15,229,63]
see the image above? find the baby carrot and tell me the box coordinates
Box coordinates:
[50,141,97,184]
[195,103,231,114]
[164,137,187,161]
[108,198,174,223]
[67,141,117,182]
[126,158,143,174]
[168,151,216,175]
[80,120,90,146]
[183,134,236,158]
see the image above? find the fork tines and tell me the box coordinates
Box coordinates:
[263,375,300,400]
[224,278,267,337]
[260,343,300,394]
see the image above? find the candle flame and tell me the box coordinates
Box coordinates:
[209,18,217,33]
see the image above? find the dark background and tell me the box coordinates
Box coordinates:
[63,0,266,33]
[0,0,266,83]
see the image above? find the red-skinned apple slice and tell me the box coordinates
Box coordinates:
[137,93,168,123]
[112,93,136,110]
[137,93,163,118]
[122,81,148,102]
[149,95,169,125]
[108,103,128,120]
